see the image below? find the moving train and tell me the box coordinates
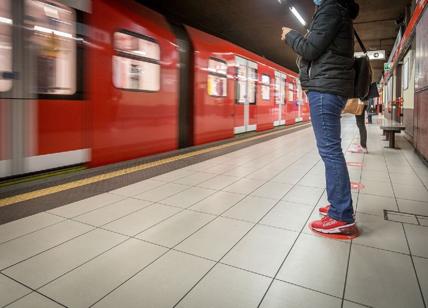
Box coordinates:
[0,0,310,178]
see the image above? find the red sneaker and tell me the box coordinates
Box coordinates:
[319,205,330,216]
[310,216,355,234]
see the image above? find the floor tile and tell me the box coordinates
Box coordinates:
[175,217,253,261]
[197,175,240,190]
[0,274,31,307]
[134,183,189,202]
[298,173,326,188]
[223,166,256,178]
[161,187,215,208]
[387,164,417,175]
[363,161,388,173]
[389,171,425,186]
[393,184,428,202]
[246,168,281,181]
[74,198,153,227]
[6,292,63,308]
[3,229,126,289]
[137,210,215,247]
[419,217,428,226]
[359,180,394,197]
[206,164,238,174]
[173,172,216,186]
[0,213,64,244]
[93,251,214,308]
[151,168,195,182]
[282,185,324,206]
[223,196,277,223]
[108,179,165,197]
[222,225,298,277]
[48,193,125,218]
[404,224,428,258]
[397,199,428,216]
[176,264,271,308]
[414,256,428,305]
[356,194,397,216]
[353,212,409,254]
[277,233,349,297]
[0,220,92,270]
[250,182,293,200]
[361,169,390,183]
[271,170,307,185]
[348,169,362,182]
[189,191,245,215]
[223,178,266,195]
[342,301,368,308]
[387,212,419,224]
[39,239,167,308]
[260,280,341,308]
[260,201,313,232]
[345,244,424,308]
[102,204,181,236]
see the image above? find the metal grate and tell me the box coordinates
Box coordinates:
[384,210,428,226]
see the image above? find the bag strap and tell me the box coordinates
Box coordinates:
[354,29,367,54]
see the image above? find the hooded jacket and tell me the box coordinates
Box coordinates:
[285,0,360,98]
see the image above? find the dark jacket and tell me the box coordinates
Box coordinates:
[285,0,359,98]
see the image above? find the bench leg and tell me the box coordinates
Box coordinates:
[389,132,395,148]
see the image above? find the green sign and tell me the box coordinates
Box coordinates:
[384,63,391,71]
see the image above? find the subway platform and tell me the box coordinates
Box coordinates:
[0,117,427,308]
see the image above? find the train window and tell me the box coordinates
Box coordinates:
[27,0,77,95]
[261,74,270,101]
[248,67,257,104]
[113,31,160,92]
[288,82,295,101]
[236,63,247,104]
[207,58,227,97]
[275,73,285,105]
[0,0,12,92]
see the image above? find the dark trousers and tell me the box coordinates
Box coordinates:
[355,106,367,148]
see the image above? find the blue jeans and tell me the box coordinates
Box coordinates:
[308,91,354,223]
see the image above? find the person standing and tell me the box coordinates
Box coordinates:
[355,103,368,153]
[281,0,360,236]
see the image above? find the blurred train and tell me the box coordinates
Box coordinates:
[0,0,310,178]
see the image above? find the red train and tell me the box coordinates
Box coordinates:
[0,0,309,178]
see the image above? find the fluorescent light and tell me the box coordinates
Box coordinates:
[0,17,12,24]
[290,6,306,26]
[34,25,73,38]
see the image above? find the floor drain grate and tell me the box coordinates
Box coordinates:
[384,210,428,226]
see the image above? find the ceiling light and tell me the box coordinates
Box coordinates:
[290,6,306,26]
[0,16,12,24]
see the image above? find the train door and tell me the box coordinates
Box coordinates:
[234,56,257,134]
[273,71,286,126]
[0,0,89,179]
[0,0,13,177]
[285,77,295,125]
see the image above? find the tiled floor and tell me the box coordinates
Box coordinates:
[1,116,428,308]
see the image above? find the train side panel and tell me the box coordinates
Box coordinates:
[88,0,179,166]
[186,27,235,145]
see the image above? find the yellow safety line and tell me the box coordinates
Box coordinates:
[0,124,310,207]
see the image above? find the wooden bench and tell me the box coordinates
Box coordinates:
[380,119,405,149]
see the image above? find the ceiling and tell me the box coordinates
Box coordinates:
[138,0,411,81]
